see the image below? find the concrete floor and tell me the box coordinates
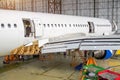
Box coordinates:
[0,57,4,67]
[0,55,81,80]
[106,58,120,73]
[0,55,119,80]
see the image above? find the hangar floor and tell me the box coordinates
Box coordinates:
[0,54,119,80]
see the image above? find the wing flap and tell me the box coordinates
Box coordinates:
[42,36,120,54]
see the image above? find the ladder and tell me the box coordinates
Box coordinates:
[3,40,41,64]
[11,40,40,55]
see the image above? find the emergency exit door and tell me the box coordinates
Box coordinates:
[33,19,43,37]
[88,22,95,33]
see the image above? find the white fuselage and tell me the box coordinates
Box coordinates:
[0,10,116,56]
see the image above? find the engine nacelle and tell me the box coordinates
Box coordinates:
[94,50,114,60]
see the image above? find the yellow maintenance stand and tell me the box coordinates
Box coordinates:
[3,40,41,64]
[80,57,97,80]
[115,50,120,55]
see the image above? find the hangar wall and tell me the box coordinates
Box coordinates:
[15,0,48,12]
[0,0,120,32]
[62,0,120,32]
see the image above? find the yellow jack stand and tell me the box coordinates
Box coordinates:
[115,50,120,55]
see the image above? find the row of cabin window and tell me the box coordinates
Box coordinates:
[97,25,110,27]
[42,24,89,27]
[1,23,17,28]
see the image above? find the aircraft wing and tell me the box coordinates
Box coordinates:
[41,34,120,54]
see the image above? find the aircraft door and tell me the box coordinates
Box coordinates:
[88,22,95,33]
[33,19,43,37]
[23,19,34,37]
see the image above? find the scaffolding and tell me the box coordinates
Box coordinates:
[48,0,61,14]
[0,0,15,10]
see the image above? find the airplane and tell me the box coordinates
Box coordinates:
[0,9,119,61]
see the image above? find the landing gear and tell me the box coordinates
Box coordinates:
[39,54,54,61]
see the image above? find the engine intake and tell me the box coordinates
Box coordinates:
[94,50,114,60]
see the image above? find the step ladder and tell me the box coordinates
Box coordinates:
[3,40,41,64]
[10,40,40,55]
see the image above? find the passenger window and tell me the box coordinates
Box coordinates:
[43,24,46,27]
[58,24,60,27]
[8,24,11,28]
[76,24,77,27]
[69,24,71,27]
[55,24,57,27]
[1,24,4,28]
[51,24,53,27]
[80,25,82,27]
[61,24,63,27]
[47,24,50,27]
[73,24,75,27]
[65,24,67,27]
[14,24,17,28]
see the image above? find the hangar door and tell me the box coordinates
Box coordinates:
[33,19,43,37]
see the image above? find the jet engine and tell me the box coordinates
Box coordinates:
[94,50,115,60]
